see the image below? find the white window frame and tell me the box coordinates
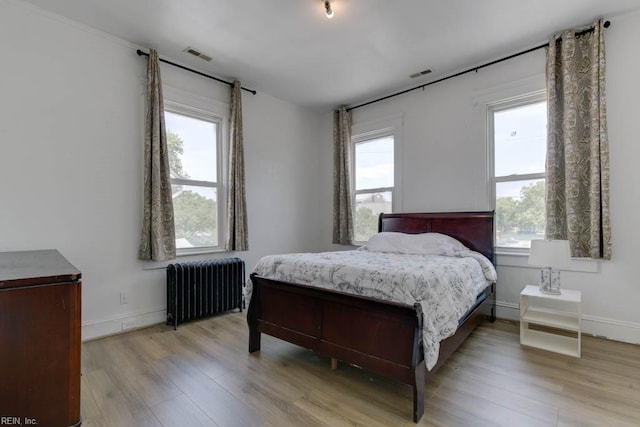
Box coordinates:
[487,90,546,254]
[353,127,394,201]
[351,114,403,244]
[164,97,228,256]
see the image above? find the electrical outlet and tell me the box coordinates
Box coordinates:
[120,291,128,305]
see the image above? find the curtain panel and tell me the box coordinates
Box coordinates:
[139,49,176,261]
[545,19,611,259]
[225,80,249,251]
[332,106,354,245]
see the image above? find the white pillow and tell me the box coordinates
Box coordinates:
[365,232,467,256]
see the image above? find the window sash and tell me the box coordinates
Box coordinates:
[170,177,217,188]
[489,92,547,251]
[354,186,394,195]
[494,172,545,183]
[352,140,395,243]
[351,115,403,244]
[164,104,223,252]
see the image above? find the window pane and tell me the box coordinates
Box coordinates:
[172,184,218,248]
[494,102,546,177]
[355,136,393,190]
[355,191,392,242]
[496,179,545,248]
[165,111,217,182]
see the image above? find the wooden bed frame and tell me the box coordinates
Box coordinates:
[247,211,496,422]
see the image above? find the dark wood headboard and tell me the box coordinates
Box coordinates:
[378,211,495,264]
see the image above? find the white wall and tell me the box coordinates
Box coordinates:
[318,9,640,344]
[3,0,639,345]
[0,0,325,340]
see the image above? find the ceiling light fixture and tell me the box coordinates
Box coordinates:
[324,0,334,19]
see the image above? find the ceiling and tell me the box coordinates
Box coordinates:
[20,0,640,111]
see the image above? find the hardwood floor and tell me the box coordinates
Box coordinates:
[81,313,640,426]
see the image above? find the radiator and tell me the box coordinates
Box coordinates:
[166,258,245,329]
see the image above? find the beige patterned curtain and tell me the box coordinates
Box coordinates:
[333,106,354,244]
[546,19,611,259]
[225,80,249,251]
[139,49,176,261]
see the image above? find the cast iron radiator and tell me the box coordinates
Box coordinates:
[166,258,245,329]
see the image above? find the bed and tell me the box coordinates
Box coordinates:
[246,211,496,422]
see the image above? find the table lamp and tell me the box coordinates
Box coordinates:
[528,239,571,294]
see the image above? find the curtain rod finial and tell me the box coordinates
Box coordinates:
[604,20,611,28]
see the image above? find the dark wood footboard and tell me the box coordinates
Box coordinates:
[247,274,427,421]
[247,275,495,422]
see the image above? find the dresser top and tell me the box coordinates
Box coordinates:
[0,250,81,289]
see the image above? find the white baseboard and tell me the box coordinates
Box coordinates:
[496,299,640,346]
[81,307,166,341]
[581,315,640,345]
[496,300,520,320]
[83,301,640,347]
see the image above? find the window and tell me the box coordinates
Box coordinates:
[164,103,223,252]
[352,130,394,243]
[490,92,547,249]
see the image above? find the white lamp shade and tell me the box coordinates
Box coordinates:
[528,239,571,268]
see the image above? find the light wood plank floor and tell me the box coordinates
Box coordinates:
[81,313,640,426]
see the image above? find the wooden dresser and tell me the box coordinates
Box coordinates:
[0,250,82,427]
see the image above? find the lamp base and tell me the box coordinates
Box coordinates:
[539,268,561,295]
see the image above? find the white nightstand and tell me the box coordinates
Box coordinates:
[520,285,581,357]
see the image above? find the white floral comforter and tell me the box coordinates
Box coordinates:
[247,249,496,370]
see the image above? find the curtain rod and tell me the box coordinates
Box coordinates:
[136,49,257,95]
[347,20,610,112]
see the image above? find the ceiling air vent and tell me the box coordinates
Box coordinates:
[183,46,213,62]
[409,68,432,79]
